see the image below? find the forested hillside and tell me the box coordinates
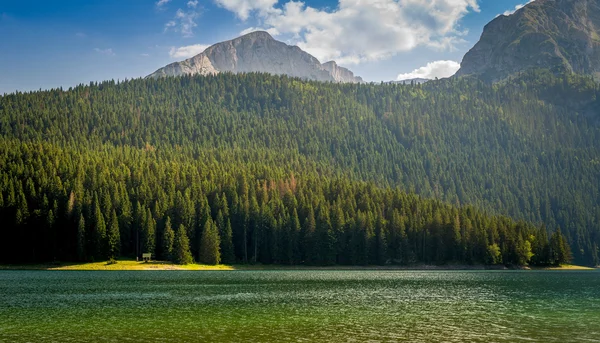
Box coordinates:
[0,71,597,265]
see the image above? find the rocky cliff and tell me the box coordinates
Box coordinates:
[456,0,600,81]
[148,31,363,83]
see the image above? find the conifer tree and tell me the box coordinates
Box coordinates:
[317,206,336,265]
[199,219,221,265]
[217,210,234,263]
[93,196,106,259]
[374,216,388,265]
[46,209,56,260]
[77,214,86,261]
[107,210,120,259]
[550,228,572,266]
[290,208,301,264]
[162,217,175,261]
[302,207,316,264]
[15,190,28,226]
[173,224,193,265]
[143,208,156,255]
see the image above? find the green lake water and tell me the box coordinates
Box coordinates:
[0,270,599,342]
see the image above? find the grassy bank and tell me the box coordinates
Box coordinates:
[0,260,234,271]
[537,264,597,270]
[1,261,597,271]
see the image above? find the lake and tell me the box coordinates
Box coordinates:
[0,270,599,342]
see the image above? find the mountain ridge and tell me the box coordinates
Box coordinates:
[148,31,363,83]
[456,0,600,81]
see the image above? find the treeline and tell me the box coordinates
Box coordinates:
[0,140,571,266]
[0,70,597,265]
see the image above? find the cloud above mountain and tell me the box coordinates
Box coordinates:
[501,0,535,16]
[397,60,460,80]
[215,0,479,64]
[169,44,209,58]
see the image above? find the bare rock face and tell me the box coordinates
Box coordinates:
[456,0,600,81]
[148,31,363,83]
[321,61,364,83]
[150,54,218,78]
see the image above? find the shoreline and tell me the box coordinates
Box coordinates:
[0,260,596,271]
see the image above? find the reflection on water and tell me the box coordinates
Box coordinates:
[0,270,599,342]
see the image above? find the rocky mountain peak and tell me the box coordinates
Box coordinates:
[148,32,363,83]
[236,30,275,41]
[456,0,600,81]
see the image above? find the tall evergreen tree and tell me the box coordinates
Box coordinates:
[107,210,120,259]
[302,207,317,265]
[93,196,106,260]
[77,214,86,261]
[162,217,175,261]
[216,210,234,264]
[199,219,221,265]
[290,208,301,264]
[142,208,156,255]
[549,228,572,266]
[173,224,193,265]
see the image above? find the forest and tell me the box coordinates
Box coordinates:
[0,70,596,266]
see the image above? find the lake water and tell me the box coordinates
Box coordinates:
[0,270,599,342]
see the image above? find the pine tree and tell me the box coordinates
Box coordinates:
[173,224,193,265]
[143,208,156,255]
[93,196,106,259]
[217,210,234,263]
[107,210,120,259]
[302,207,317,264]
[452,214,462,261]
[290,208,301,264]
[317,206,336,265]
[199,219,221,265]
[162,217,175,261]
[374,216,388,265]
[550,228,572,266]
[331,204,346,264]
[15,189,28,226]
[46,209,56,260]
[77,214,86,261]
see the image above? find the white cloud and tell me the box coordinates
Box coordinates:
[187,0,199,8]
[214,0,278,20]
[156,0,171,8]
[501,0,535,16]
[141,53,150,57]
[240,26,279,36]
[169,44,210,59]
[215,0,479,64]
[165,8,201,37]
[396,60,460,80]
[94,48,115,56]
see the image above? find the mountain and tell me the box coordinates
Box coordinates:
[148,31,363,83]
[456,0,600,81]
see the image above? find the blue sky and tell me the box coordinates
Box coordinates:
[0,0,532,94]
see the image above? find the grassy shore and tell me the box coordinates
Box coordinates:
[0,260,234,271]
[0,260,597,271]
[537,264,597,270]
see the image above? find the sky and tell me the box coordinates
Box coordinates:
[0,0,534,94]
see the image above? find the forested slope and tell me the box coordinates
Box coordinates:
[0,71,597,265]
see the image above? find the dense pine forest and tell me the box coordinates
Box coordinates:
[0,70,597,266]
